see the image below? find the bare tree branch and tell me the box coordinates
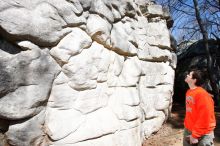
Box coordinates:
[211,32,220,40]
[193,0,220,105]
[170,5,194,16]
[179,0,194,9]
[206,0,220,10]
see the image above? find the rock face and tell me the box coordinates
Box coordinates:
[0,0,176,146]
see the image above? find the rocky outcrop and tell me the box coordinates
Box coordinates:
[0,0,176,146]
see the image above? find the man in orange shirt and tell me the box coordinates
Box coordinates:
[183,69,216,146]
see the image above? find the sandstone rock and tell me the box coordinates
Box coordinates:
[72,83,109,114]
[145,20,171,48]
[0,0,176,146]
[0,49,60,119]
[45,107,85,141]
[86,14,112,46]
[51,108,119,145]
[144,5,164,17]
[111,20,138,55]
[6,110,45,146]
[0,1,70,46]
[50,28,92,64]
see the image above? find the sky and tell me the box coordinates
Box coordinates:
[155,0,220,44]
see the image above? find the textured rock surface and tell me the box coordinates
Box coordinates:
[0,0,176,146]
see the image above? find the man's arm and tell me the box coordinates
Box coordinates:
[191,92,214,138]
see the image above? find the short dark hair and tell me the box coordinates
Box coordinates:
[190,69,205,86]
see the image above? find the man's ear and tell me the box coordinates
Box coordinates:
[193,79,197,84]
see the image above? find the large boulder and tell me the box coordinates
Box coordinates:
[0,0,176,146]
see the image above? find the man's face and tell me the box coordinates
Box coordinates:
[185,71,196,84]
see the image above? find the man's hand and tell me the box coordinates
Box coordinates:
[187,135,198,144]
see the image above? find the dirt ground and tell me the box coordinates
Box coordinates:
[143,103,220,146]
[0,104,219,146]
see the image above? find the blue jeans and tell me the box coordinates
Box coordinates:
[183,128,214,146]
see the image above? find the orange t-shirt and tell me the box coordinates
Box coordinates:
[184,87,216,138]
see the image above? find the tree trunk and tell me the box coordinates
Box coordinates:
[193,0,220,105]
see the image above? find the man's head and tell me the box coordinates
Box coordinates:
[185,69,205,86]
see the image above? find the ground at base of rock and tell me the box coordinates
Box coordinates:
[143,103,220,146]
